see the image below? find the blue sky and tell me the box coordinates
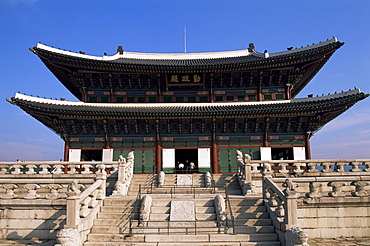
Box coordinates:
[0,0,369,161]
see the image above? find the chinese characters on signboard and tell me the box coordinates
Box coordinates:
[167,74,203,86]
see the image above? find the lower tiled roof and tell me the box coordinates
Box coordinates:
[8,89,367,119]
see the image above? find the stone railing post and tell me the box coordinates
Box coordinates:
[244,154,252,182]
[279,163,290,176]
[351,181,369,197]
[306,182,322,198]
[24,184,40,199]
[46,184,62,199]
[335,162,346,173]
[0,184,18,199]
[293,162,304,175]
[307,162,319,173]
[321,162,333,173]
[96,164,107,200]
[350,161,361,172]
[328,182,345,197]
[262,165,273,200]
[282,179,299,228]
[66,192,80,229]
[11,164,23,174]
[65,180,83,229]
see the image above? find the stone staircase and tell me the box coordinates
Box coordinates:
[84,173,280,246]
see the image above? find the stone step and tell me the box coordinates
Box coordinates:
[233,219,272,226]
[150,205,215,214]
[93,226,227,234]
[97,212,139,220]
[84,242,280,246]
[87,233,278,243]
[232,206,266,213]
[232,212,270,219]
[209,233,278,242]
[151,199,215,207]
[151,207,170,214]
[145,220,218,228]
[228,199,263,206]
[103,198,139,206]
[100,206,139,213]
[93,218,132,226]
[233,225,275,234]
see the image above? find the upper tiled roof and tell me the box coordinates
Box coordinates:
[31,38,342,70]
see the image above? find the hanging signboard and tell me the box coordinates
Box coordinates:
[167,73,204,86]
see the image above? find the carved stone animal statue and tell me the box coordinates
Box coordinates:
[55,228,81,246]
[236,150,243,162]
[139,195,152,226]
[205,172,212,187]
[158,171,165,187]
[263,163,272,172]
[214,194,227,226]
[118,155,126,164]
[285,227,309,246]
[244,154,251,162]
[112,182,127,196]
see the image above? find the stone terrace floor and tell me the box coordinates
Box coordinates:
[308,238,370,246]
[1,238,370,246]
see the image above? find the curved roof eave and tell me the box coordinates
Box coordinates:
[8,88,365,111]
[33,38,339,64]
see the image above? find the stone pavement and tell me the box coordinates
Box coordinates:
[1,238,370,245]
[308,237,370,246]
[0,240,55,246]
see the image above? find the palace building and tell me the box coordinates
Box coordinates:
[7,38,367,174]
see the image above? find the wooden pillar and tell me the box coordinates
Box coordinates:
[80,87,87,102]
[305,132,313,159]
[257,85,263,101]
[103,120,110,149]
[155,140,162,174]
[263,118,270,147]
[263,133,269,147]
[211,139,218,174]
[157,74,163,103]
[286,83,293,100]
[210,74,214,103]
[257,73,263,101]
[64,140,70,161]
[155,120,162,174]
[211,118,219,174]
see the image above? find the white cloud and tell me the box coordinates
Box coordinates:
[318,108,370,134]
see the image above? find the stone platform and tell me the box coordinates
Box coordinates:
[308,238,370,246]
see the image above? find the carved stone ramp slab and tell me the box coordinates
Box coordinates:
[176,174,192,186]
[170,200,195,227]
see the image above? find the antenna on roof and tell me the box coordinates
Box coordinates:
[184,27,187,53]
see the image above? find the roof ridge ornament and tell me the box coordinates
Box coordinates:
[117,46,124,55]
[248,43,255,52]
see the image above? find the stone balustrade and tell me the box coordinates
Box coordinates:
[0,180,92,199]
[0,153,135,245]
[235,150,370,178]
[263,177,309,246]
[0,161,118,175]
[270,176,370,199]
[236,150,256,195]
[111,151,134,196]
